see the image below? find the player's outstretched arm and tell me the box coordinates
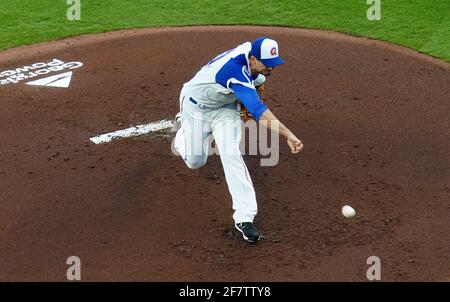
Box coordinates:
[259,109,304,154]
[230,83,304,154]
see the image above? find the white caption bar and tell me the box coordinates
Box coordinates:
[90,119,174,144]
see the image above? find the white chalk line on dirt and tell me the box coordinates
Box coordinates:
[90,119,174,144]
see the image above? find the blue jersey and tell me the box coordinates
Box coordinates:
[183,42,268,120]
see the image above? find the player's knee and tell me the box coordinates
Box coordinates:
[185,156,207,170]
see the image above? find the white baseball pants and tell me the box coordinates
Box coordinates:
[174,88,257,223]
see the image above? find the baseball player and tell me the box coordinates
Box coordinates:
[174,37,304,243]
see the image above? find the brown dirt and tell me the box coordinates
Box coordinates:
[0,26,449,281]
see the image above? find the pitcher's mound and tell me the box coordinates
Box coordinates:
[0,26,449,281]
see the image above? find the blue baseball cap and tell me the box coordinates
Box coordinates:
[250,37,285,68]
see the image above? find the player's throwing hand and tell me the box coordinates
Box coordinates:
[287,134,304,154]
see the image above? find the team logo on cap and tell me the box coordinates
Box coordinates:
[271,47,278,56]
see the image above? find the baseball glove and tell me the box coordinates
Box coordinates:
[240,107,253,122]
[240,84,265,121]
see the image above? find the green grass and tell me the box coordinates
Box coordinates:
[1,0,449,61]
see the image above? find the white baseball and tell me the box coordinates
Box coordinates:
[341,205,356,218]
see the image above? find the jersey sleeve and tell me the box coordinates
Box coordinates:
[215,54,254,90]
[230,83,268,121]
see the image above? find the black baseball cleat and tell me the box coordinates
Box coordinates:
[235,222,261,243]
